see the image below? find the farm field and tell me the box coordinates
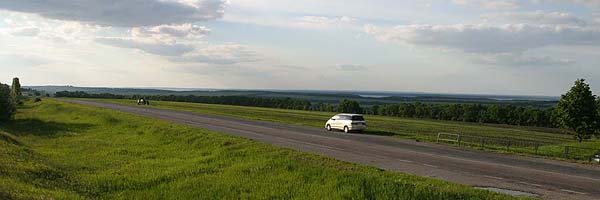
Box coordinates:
[0,99,520,199]
[86,99,600,161]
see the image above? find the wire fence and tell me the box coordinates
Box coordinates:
[433,133,600,163]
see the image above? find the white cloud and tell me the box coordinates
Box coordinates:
[364,24,600,54]
[172,44,260,65]
[95,31,260,65]
[10,27,40,37]
[364,22,600,66]
[0,0,226,27]
[535,0,600,9]
[485,11,589,26]
[1,14,107,43]
[131,24,211,42]
[454,0,600,11]
[95,38,195,56]
[224,14,359,30]
[475,53,574,66]
[452,0,520,9]
[295,16,357,29]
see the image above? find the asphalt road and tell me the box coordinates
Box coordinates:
[64,99,600,200]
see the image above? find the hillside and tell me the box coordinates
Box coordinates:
[0,99,519,199]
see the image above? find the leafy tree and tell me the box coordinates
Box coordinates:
[371,105,380,115]
[462,104,481,122]
[0,83,16,121]
[11,77,22,104]
[398,103,416,118]
[557,79,600,142]
[337,99,362,114]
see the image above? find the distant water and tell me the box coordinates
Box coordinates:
[358,95,390,98]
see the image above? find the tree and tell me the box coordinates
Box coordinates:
[557,79,600,142]
[337,99,362,114]
[371,105,380,115]
[0,83,16,121]
[11,77,22,105]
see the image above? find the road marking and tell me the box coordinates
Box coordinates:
[423,164,438,168]
[398,159,413,163]
[561,189,586,195]
[518,181,542,187]
[483,175,504,180]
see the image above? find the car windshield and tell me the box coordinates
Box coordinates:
[351,116,365,121]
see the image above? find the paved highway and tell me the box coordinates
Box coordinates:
[64,99,600,200]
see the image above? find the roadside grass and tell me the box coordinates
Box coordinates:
[88,99,572,142]
[84,99,600,162]
[0,99,522,199]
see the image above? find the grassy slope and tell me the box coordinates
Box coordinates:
[87,99,600,161]
[0,99,520,199]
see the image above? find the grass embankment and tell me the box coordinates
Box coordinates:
[0,99,520,199]
[88,99,600,161]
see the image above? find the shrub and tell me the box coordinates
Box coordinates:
[11,77,22,105]
[0,83,16,121]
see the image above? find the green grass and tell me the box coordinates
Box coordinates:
[85,99,600,161]
[88,99,570,142]
[0,99,523,199]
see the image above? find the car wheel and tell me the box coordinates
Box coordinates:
[326,124,332,131]
[344,126,349,133]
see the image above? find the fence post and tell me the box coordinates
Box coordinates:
[506,140,511,151]
[458,134,462,147]
[564,146,570,158]
[436,133,440,143]
[534,143,539,155]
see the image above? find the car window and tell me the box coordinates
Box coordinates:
[340,115,351,120]
[351,116,365,121]
[332,115,340,120]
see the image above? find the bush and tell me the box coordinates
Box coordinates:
[34,97,42,102]
[0,83,16,121]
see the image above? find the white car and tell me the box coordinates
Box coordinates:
[325,114,367,133]
[593,154,600,163]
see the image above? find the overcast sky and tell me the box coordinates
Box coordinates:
[1,0,599,96]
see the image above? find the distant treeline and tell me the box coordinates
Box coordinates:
[55,91,126,99]
[370,103,558,128]
[55,91,559,128]
[55,91,313,110]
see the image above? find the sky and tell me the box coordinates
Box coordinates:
[0,0,599,96]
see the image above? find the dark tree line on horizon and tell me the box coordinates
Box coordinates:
[368,103,559,128]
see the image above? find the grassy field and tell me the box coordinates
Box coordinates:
[89,99,571,142]
[0,99,523,199]
[87,99,600,161]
